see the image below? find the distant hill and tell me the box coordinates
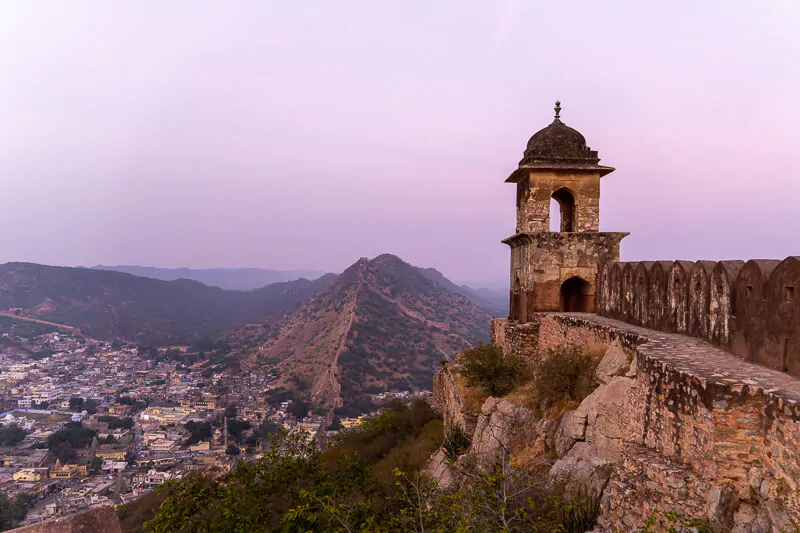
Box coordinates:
[91,265,325,290]
[235,254,491,413]
[0,262,335,345]
[415,267,508,316]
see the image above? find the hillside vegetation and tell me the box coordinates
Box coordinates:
[119,400,587,533]
[0,262,334,344]
[236,254,492,412]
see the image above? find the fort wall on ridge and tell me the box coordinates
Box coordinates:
[597,257,800,378]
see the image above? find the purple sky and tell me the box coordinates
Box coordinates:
[2,2,799,285]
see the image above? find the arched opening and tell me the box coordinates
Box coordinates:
[510,275,520,320]
[560,276,591,312]
[511,275,526,321]
[550,188,575,232]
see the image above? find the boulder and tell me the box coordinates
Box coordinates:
[573,376,635,457]
[548,374,634,500]
[554,410,578,457]
[595,340,633,384]
[425,448,455,490]
[470,398,538,468]
[549,442,615,497]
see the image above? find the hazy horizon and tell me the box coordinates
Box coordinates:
[2,1,799,283]
[5,256,510,288]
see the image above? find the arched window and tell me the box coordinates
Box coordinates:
[550,188,575,232]
[560,276,590,312]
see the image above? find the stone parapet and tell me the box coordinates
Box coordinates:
[491,313,800,529]
[597,257,800,379]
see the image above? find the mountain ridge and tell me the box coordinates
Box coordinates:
[90,265,325,291]
[0,262,335,344]
[237,254,491,412]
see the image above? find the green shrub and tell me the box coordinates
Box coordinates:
[557,486,601,533]
[442,424,471,461]
[529,344,599,415]
[459,344,526,397]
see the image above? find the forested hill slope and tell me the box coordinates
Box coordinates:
[0,262,334,344]
[237,254,491,413]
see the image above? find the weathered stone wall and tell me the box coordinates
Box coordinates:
[597,257,800,378]
[504,232,627,320]
[491,313,800,531]
[490,318,540,362]
[514,170,602,234]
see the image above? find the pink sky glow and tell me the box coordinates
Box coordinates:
[1,1,799,284]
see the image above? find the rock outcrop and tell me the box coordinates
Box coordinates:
[550,340,636,496]
[434,312,800,531]
[431,363,468,432]
[431,338,637,500]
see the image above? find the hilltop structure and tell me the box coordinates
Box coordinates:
[501,102,799,378]
[433,103,800,531]
[503,101,627,318]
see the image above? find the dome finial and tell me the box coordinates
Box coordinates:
[554,100,561,120]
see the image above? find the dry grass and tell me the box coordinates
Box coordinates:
[583,342,609,359]
[456,373,489,414]
[510,444,553,470]
[504,380,538,410]
[506,343,608,418]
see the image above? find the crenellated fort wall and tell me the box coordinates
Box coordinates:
[597,257,800,377]
[479,103,800,529]
[489,313,800,530]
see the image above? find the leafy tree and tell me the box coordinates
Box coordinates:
[0,492,34,531]
[84,399,98,415]
[46,422,96,454]
[223,404,237,419]
[0,426,27,446]
[288,400,310,419]
[89,456,103,474]
[184,421,212,445]
[52,442,77,463]
[257,420,281,440]
[68,397,84,412]
[227,420,251,444]
[225,444,240,456]
[124,451,138,467]
[98,415,134,429]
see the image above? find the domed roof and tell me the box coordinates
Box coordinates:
[518,101,601,168]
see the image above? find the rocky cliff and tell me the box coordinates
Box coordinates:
[432,313,800,532]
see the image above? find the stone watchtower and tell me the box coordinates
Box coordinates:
[504,102,628,321]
